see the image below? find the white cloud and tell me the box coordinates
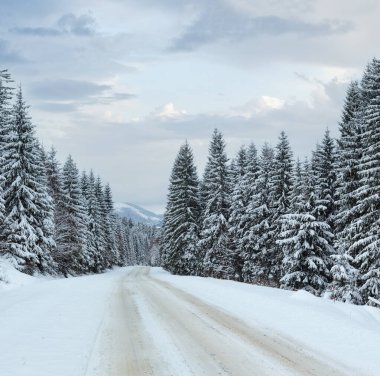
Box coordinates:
[231,95,285,118]
[154,102,188,119]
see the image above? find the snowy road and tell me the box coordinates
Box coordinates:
[87,267,348,376]
[1,265,378,376]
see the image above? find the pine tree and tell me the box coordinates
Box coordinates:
[122,217,135,265]
[228,146,248,280]
[162,142,201,275]
[314,130,338,232]
[199,130,232,279]
[241,143,275,284]
[0,71,13,261]
[0,88,55,274]
[103,183,120,265]
[350,58,380,302]
[290,159,304,213]
[332,81,363,303]
[59,155,92,275]
[114,215,129,266]
[269,131,294,284]
[82,171,105,272]
[43,147,69,269]
[279,160,333,296]
[95,176,118,268]
[0,70,13,143]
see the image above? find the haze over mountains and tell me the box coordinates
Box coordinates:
[114,202,163,226]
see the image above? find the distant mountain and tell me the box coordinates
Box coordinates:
[114,202,163,226]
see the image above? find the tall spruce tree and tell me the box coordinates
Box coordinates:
[43,147,69,269]
[241,143,275,284]
[199,130,232,279]
[0,88,55,274]
[0,70,13,144]
[0,71,13,261]
[269,131,294,284]
[228,146,248,280]
[162,142,201,275]
[82,171,105,272]
[279,159,333,296]
[332,81,363,303]
[59,155,92,274]
[290,159,304,214]
[103,183,120,265]
[94,176,118,268]
[350,58,380,302]
[314,129,338,230]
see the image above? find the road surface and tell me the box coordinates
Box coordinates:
[86,267,348,376]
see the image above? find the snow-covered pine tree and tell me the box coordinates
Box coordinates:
[103,183,121,265]
[43,146,70,270]
[114,215,129,266]
[228,146,248,281]
[82,171,105,272]
[123,218,137,265]
[162,142,201,275]
[199,129,232,279]
[290,158,304,214]
[59,155,92,275]
[35,143,57,273]
[241,143,275,284]
[350,58,380,302]
[237,143,259,280]
[269,131,294,284]
[0,70,13,142]
[94,176,118,268]
[241,143,259,205]
[313,129,338,230]
[279,159,333,296]
[332,81,363,303]
[0,87,55,274]
[0,70,13,261]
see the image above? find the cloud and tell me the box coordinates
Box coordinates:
[231,96,285,118]
[35,102,79,113]
[11,13,97,37]
[57,13,96,36]
[98,92,137,103]
[168,10,353,51]
[29,80,136,113]
[153,102,188,119]
[29,79,110,101]
[0,39,26,63]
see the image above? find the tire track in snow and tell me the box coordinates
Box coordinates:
[148,273,351,376]
[92,267,354,375]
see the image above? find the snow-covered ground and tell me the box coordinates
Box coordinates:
[154,268,380,375]
[1,262,379,375]
[0,258,129,376]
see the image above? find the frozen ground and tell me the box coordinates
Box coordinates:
[0,261,379,376]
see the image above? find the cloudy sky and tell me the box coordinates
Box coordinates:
[1,0,379,212]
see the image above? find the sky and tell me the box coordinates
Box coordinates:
[1,0,380,213]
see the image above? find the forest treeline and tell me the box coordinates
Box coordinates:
[162,58,380,305]
[0,70,158,277]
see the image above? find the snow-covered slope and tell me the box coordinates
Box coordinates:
[0,257,36,290]
[114,202,163,225]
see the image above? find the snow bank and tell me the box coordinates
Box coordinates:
[0,266,130,376]
[153,267,380,376]
[0,257,36,290]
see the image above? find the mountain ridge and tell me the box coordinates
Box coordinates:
[114,202,163,226]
